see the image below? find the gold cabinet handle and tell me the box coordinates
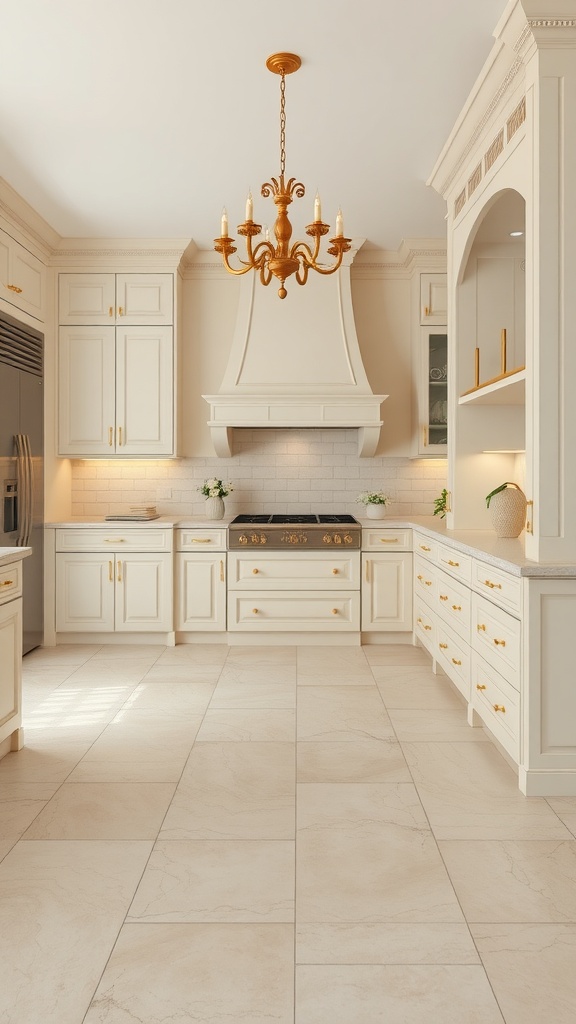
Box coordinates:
[452,604,462,611]
[423,624,432,631]
[425,580,432,587]
[117,560,122,583]
[424,305,430,316]
[109,427,113,446]
[109,306,114,317]
[476,683,487,691]
[252,568,259,574]
[332,568,339,575]
[451,658,462,666]
[220,560,224,582]
[420,545,431,552]
[118,306,124,316]
[191,538,212,543]
[417,617,423,624]
[439,642,448,650]
[417,574,423,581]
[477,623,486,631]
[1,579,14,586]
[252,608,259,614]
[118,426,123,446]
[108,560,113,582]
[331,608,338,615]
[7,284,23,293]
[380,537,398,543]
[493,704,506,713]
[423,426,428,447]
[484,579,502,590]
[493,638,506,647]
[439,595,448,601]
[448,559,460,567]
[366,561,370,583]
[104,538,126,543]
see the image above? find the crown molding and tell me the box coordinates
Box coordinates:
[0,177,59,257]
[51,237,192,270]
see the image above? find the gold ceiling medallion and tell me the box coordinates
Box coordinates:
[214,52,351,299]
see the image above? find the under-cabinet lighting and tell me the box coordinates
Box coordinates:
[482,449,525,454]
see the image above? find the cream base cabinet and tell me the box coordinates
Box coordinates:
[362,553,413,631]
[176,553,226,632]
[58,325,173,456]
[56,552,172,632]
[0,593,23,757]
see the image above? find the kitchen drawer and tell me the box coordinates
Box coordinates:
[413,533,439,562]
[471,652,520,761]
[437,543,472,584]
[414,596,435,653]
[435,566,471,643]
[472,592,521,690]
[436,618,470,700]
[472,559,522,615]
[0,561,23,605]
[362,527,412,551]
[55,528,173,552]
[227,590,360,631]
[414,555,437,605]
[176,528,226,551]
[228,551,360,590]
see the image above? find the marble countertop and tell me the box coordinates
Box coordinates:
[0,546,32,568]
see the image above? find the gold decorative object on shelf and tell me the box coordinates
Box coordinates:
[461,328,525,397]
[214,52,351,299]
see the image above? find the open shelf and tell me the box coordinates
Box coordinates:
[458,368,526,406]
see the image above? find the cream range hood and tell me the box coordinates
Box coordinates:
[203,239,386,457]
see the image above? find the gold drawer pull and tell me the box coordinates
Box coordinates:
[332,608,338,615]
[484,579,502,590]
[493,638,506,647]
[118,306,124,316]
[118,426,123,446]
[7,283,23,293]
[220,560,224,582]
[109,306,114,317]
[380,537,398,543]
[420,544,431,552]
[493,704,506,713]
[191,538,212,543]
[1,579,14,586]
[440,594,448,601]
[417,617,423,624]
[448,559,460,567]
[451,658,462,666]
[252,608,259,614]
[108,426,113,446]
[117,560,122,583]
[105,538,126,543]
[425,580,432,587]
[417,574,423,580]
[423,624,432,631]
[452,604,462,611]
[108,560,113,582]
[439,642,448,650]
[252,568,259,574]
[477,623,486,631]
[332,568,339,574]
[476,683,487,691]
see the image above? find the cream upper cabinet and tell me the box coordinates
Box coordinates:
[0,227,46,321]
[419,327,448,455]
[420,273,447,325]
[59,273,173,325]
[58,324,174,456]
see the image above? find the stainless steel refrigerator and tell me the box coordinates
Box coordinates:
[0,309,44,653]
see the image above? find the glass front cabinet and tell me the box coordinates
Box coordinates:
[420,327,448,455]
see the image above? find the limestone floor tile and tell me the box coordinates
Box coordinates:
[0,782,60,841]
[297,686,394,742]
[439,840,576,922]
[0,738,96,782]
[196,708,296,742]
[297,671,377,686]
[159,742,295,840]
[545,797,576,837]
[0,840,152,1024]
[297,646,372,681]
[83,922,294,1024]
[66,711,203,783]
[21,664,77,686]
[373,665,465,709]
[297,740,411,783]
[363,644,431,667]
[122,680,215,713]
[28,680,135,724]
[128,840,294,922]
[64,659,157,685]
[210,679,296,709]
[141,662,223,684]
[471,923,576,1024]
[216,663,297,685]
[22,644,101,667]
[226,645,297,667]
[404,742,572,840]
[22,782,176,840]
[296,922,480,964]
[297,783,464,923]
[389,708,490,742]
[0,839,15,863]
[89,643,166,661]
[154,643,228,667]
[295,964,505,1023]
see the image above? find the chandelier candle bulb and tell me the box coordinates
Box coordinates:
[314,192,322,222]
[246,191,253,221]
[336,209,344,236]
[221,208,228,237]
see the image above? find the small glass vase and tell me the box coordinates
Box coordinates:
[205,495,225,520]
[365,503,387,519]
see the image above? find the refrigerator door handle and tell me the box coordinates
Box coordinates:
[15,433,33,547]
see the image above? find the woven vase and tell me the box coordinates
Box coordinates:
[205,496,225,520]
[488,483,527,538]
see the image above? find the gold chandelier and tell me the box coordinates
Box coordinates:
[214,52,351,299]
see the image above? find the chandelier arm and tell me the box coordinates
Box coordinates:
[305,250,346,276]
[290,241,316,266]
[259,263,273,286]
[220,252,257,277]
[252,241,276,263]
[295,261,310,286]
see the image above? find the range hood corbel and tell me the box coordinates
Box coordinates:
[203,238,386,457]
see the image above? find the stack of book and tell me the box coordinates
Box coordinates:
[105,504,160,522]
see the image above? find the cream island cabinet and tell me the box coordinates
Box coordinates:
[54,527,173,637]
[0,550,30,761]
[175,527,227,636]
[361,527,413,634]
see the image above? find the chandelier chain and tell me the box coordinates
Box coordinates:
[280,72,286,176]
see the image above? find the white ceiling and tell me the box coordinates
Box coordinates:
[1,0,507,251]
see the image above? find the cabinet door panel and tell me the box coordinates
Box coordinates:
[58,326,116,455]
[59,274,116,325]
[116,553,172,631]
[362,553,413,631]
[0,598,22,731]
[116,274,173,324]
[176,553,226,631]
[56,554,115,631]
[10,244,45,319]
[115,327,173,455]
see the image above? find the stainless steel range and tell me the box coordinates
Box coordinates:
[228,514,361,550]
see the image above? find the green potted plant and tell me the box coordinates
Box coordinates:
[356,491,391,520]
[485,481,527,538]
[433,488,449,519]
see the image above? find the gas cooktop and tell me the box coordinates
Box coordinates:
[228,513,361,549]
[230,514,358,525]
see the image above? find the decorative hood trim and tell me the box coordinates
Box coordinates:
[203,238,386,457]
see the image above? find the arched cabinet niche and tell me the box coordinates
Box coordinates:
[450,190,526,529]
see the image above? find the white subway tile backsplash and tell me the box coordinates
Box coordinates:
[70,429,447,518]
